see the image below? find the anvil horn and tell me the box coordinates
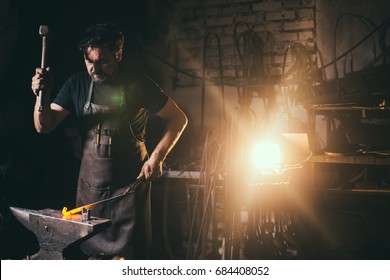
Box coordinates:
[10,206,32,231]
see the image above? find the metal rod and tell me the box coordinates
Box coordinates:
[62,177,145,216]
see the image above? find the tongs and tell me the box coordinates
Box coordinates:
[62,177,145,216]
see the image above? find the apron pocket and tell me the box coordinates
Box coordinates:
[96,144,111,158]
[77,178,111,218]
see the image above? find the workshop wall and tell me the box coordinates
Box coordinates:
[153,0,317,136]
[172,0,315,87]
[150,0,390,150]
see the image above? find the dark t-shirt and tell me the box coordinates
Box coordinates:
[53,71,168,142]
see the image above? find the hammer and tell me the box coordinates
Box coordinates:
[37,25,48,112]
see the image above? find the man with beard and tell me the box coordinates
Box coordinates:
[31,22,187,259]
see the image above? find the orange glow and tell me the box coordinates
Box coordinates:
[251,141,281,174]
[62,206,92,216]
[61,213,83,221]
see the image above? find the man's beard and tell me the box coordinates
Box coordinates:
[91,72,107,84]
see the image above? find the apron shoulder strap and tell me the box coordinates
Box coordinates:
[84,80,94,110]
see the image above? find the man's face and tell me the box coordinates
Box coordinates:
[84,46,119,84]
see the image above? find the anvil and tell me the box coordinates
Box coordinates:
[10,207,111,260]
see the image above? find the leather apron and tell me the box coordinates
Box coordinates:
[77,81,151,259]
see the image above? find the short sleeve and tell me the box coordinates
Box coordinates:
[52,72,90,116]
[140,76,169,114]
[53,77,75,113]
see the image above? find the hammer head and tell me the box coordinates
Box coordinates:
[39,25,49,36]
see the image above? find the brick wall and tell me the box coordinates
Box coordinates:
[172,0,316,88]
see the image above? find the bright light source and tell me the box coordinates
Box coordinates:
[251,141,281,174]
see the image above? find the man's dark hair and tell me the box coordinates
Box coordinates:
[78,22,124,58]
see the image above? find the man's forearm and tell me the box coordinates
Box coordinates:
[33,92,55,133]
[149,117,187,164]
[140,98,188,180]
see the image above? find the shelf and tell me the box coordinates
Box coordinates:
[307,105,390,111]
[310,154,390,165]
[322,188,390,195]
[306,104,390,120]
